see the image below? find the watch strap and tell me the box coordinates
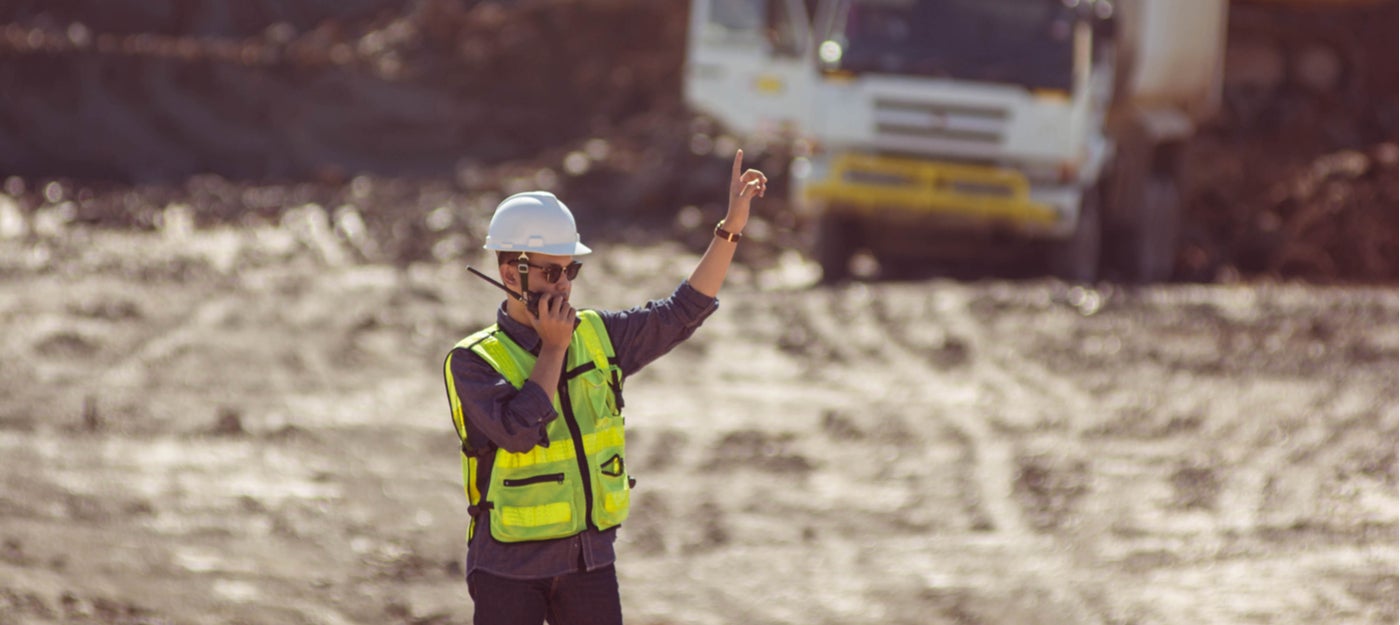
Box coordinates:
[715,220,742,242]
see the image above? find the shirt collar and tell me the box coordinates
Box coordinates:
[495,302,542,355]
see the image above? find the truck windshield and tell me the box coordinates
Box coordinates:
[819,0,1077,91]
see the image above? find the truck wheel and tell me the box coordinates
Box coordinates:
[815,211,855,284]
[1127,175,1180,283]
[1050,190,1101,283]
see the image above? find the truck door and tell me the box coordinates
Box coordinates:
[684,0,818,140]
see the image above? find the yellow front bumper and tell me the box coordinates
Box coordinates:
[801,153,1059,226]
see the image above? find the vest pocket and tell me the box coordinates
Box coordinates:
[578,368,623,422]
[490,470,579,542]
[595,481,630,528]
[594,455,630,525]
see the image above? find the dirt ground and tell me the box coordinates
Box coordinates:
[0,220,1394,625]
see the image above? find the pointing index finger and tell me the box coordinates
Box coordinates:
[732,149,744,182]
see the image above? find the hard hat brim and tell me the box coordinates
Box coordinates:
[483,240,592,255]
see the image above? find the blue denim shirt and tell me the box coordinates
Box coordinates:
[447,281,719,580]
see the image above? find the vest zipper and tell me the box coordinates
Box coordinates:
[502,473,566,487]
[557,381,596,531]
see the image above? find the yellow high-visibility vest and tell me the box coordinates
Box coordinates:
[443,310,630,543]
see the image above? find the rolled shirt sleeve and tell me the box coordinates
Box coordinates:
[601,280,719,376]
[449,353,558,454]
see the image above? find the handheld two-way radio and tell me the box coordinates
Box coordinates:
[467,263,540,318]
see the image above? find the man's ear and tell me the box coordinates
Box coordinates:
[500,264,519,288]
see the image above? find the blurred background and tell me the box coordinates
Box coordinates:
[0,2,1395,625]
[0,0,1393,282]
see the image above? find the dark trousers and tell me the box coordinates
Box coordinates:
[468,565,623,625]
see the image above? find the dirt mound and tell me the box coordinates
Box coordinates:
[1180,0,1398,284]
[0,0,687,180]
[1183,140,1396,284]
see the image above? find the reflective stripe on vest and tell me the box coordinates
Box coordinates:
[443,309,629,543]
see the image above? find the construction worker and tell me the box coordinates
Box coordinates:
[442,150,766,624]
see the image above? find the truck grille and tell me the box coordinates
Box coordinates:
[872,99,1007,144]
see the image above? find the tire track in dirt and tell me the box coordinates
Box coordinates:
[1218,409,1338,532]
[98,294,238,392]
[1230,402,1395,533]
[87,266,371,419]
[794,286,1024,532]
[907,289,1101,433]
[808,288,998,527]
[790,284,1109,624]
[874,286,1127,623]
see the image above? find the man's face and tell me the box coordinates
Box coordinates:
[501,252,578,299]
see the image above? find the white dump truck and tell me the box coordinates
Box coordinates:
[684,0,1229,282]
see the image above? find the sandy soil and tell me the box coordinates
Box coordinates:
[0,225,1395,625]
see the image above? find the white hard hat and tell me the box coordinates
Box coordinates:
[483,191,592,255]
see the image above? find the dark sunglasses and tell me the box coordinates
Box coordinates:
[519,259,583,283]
